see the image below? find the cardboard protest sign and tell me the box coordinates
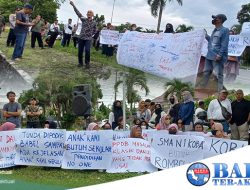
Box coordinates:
[117,30,205,84]
[0,131,17,168]
[15,129,66,167]
[107,138,157,173]
[203,137,248,158]
[150,132,205,169]
[100,30,120,45]
[62,130,113,170]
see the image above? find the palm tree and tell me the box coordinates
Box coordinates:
[147,0,183,33]
[175,24,194,33]
[114,70,149,110]
[164,79,193,101]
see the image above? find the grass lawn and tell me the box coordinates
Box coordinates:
[0,31,143,189]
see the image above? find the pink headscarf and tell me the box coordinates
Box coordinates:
[0,122,16,131]
[169,123,178,131]
[157,114,171,130]
[87,122,98,131]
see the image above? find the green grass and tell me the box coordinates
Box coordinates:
[0,31,144,189]
[1,167,141,189]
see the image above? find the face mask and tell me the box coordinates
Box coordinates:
[212,19,217,25]
[169,130,177,135]
[170,99,175,104]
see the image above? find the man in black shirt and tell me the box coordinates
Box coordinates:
[230,89,250,141]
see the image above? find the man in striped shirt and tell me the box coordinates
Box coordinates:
[70,1,97,69]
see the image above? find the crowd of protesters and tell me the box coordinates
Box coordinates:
[1,89,249,144]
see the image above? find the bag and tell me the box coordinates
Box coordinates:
[217,99,232,120]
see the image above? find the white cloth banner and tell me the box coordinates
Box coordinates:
[117,30,205,83]
[150,132,205,169]
[203,137,248,158]
[62,131,113,170]
[113,130,155,141]
[0,131,17,168]
[15,129,66,167]
[107,138,157,173]
[100,30,120,45]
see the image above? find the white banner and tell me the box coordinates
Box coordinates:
[113,130,155,141]
[62,131,113,170]
[107,138,157,173]
[0,131,17,168]
[100,30,120,45]
[15,129,66,167]
[203,137,248,158]
[228,35,246,56]
[241,22,250,35]
[117,30,205,83]
[150,132,205,169]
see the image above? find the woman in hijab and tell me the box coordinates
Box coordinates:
[149,103,165,128]
[87,122,100,131]
[136,100,151,122]
[109,100,123,130]
[164,23,174,33]
[168,95,180,124]
[156,114,172,130]
[168,123,179,135]
[178,91,195,131]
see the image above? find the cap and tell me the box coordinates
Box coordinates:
[220,89,228,94]
[24,4,33,10]
[212,14,227,23]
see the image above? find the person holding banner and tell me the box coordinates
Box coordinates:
[69,0,97,69]
[199,14,229,92]
[87,122,100,131]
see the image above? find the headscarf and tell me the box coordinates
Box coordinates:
[157,114,171,130]
[130,125,143,139]
[164,23,174,33]
[182,91,194,103]
[87,122,98,131]
[169,123,178,131]
[113,100,123,123]
[0,122,16,131]
[154,104,163,126]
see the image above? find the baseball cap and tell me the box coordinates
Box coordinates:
[212,14,227,23]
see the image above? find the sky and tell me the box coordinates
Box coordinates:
[57,0,249,33]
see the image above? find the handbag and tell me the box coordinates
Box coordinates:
[217,99,232,120]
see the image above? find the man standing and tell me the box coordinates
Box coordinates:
[61,18,73,47]
[25,98,42,128]
[6,7,21,47]
[48,19,60,48]
[200,14,229,92]
[70,0,97,69]
[230,89,250,141]
[11,4,34,61]
[31,15,45,49]
[207,90,232,133]
[3,91,22,128]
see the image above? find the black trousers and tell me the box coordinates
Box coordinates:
[62,33,71,47]
[78,39,91,65]
[6,28,16,46]
[72,36,78,48]
[31,31,44,48]
[48,32,58,48]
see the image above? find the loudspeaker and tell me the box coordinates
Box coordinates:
[72,84,92,117]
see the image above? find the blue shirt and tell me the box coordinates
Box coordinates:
[178,101,195,125]
[206,26,229,61]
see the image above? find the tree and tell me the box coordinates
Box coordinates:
[93,14,105,29]
[175,24,194,33]
[114,69,149,110]
[147,0,183,33]
[164,79,193,101]
[237,3,250,25]
[0,0,65,22]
